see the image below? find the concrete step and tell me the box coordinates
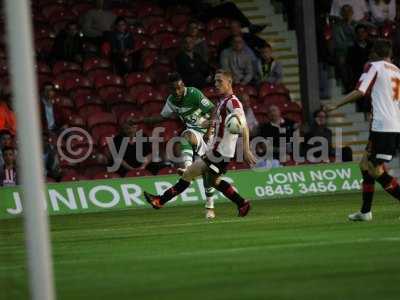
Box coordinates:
[327,113,366,123]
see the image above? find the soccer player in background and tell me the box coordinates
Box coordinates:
[325,39,400,221]
[141,73,217,219]
[144,69,256,217]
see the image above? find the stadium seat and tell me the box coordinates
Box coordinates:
[42,3,67,19]
[61,173,86,182]
[34,27,55,40]
[261,95,290,109]
[92,172,121,180]
[209,28,231,46]
[116,109,143,125]
[128,84,155,100]
[157,167,177,175]
[91,125,118,145]
[255,112,268,123]
[135,89,163,105]
[83,57,112,74]
[202,86,220,100]
[71,2,94,17]
[87,112,117,129]
[35,38,54,56]
[67,114,86,128]
[94,74,124,89]
[87,69,113,83]
[97,89,127,105]
[78,103,105,120]
[147,64,173,84]
[125,168,152,177]
[73,94,102,109]
[147,20,174,36]
[169,14,190,31]
[36,61,51,75]
[53,95,74,109]
[284,112,303,124]
[112,7,136,19]
[206,18,230,32]
[48,10,76,32]
[125,72,152,88]
[63,75,93,93]
[259,82,290,98]
[136,3,164,19]
[233,84,258,98]
[53,61,81,76]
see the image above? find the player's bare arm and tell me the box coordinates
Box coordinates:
[324,90,364,112]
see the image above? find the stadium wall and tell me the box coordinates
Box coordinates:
[0,163,364,220]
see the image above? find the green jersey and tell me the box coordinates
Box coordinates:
[161,87,214,133]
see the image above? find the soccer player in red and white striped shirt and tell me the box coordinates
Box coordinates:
[326,40,400,221]
[0,146,17,186]
[144,69,256,216]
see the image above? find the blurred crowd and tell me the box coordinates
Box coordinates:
[0,0,353,186]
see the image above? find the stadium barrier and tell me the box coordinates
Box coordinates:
[0,162,364,220]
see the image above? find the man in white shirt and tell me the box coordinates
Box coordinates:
[325,39,400,221]
[330,0,369,21]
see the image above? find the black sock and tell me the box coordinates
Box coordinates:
[160,179,190,204]
[376,172,400,201]
[214,180,245,207]
[361,170,375,213]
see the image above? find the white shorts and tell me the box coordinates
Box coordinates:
[181,129,209,156]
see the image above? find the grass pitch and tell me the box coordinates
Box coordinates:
[1,192,400,300]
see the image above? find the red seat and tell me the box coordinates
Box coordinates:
[233,84,258,97]
[202,86,220,99]
[255,112,268,123]
[169,14,190,30]
[63,74,93,92]
[97,88,126,105]
[78,103,104,120]
[125,168,152,177]
[91,125,118,144]
[48,10,76,31]
[284,102,302,113]
[284,112,303,124]
[209,28,231,45]
[125,72,152,88]
[136,3,164,18]
[157,167,177,175]
[147,20,174,35]
[53,95,74,109]
[53,61,81,76]
[147,64,173,84]
[36,61,51,74]
[259,82,290,98]
[87,112,117,129]
[71,3,94,17]
[111,102,139,117]
[67,114,86,128]
[42,3,67,19]
[92,172,121,180]
[35,38,54,55]
[136,89,164,105]
[206,18,230,32]
[87,69,112,83]
[116,109,143,125]
[94,74,124,89]
[112,7,136,19]
[261,95,290,108]
[159,34,180,51]
[73,94,102,109]
[83,57,112,73]
[61,173,87,182]
[133,36,159,52]
[129,84,155,99]
[34,27,55,40]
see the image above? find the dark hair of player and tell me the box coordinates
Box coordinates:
[371,39,392,59]
[168,72,183,84]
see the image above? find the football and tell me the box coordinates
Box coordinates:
[225,113,243,134]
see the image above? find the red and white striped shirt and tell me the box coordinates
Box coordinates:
[0,167,17,187]
[212,94,245,158]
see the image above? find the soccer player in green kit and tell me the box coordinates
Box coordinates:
[141,73,217,219]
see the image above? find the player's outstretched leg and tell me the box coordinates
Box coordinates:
[213,178,251,217]
[349,169,374,221]
[144,160,205,209]
[177,132,197,175]
[203,173,216,219]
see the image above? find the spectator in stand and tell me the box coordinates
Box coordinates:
[43,133,61,181]
[256,43,283,84]
[0,146,18,187]
[369,0,396,24]
[108,17,136,75]
[81,0,116,45]
[330,0,369,21]
[176,35,212,89]
[0,96,16,136]
[256,105,298,162]
[51,21,84,63]
[220,35,255,85]
[40,83,62,133]
[113,118,164,176]
[303,109,353,162]
[348,24,372,85]
[238,93,258,136]
[333,4,357,93]
[0,132,14,170]
[186,21,209,63]
[219,20,267,57]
